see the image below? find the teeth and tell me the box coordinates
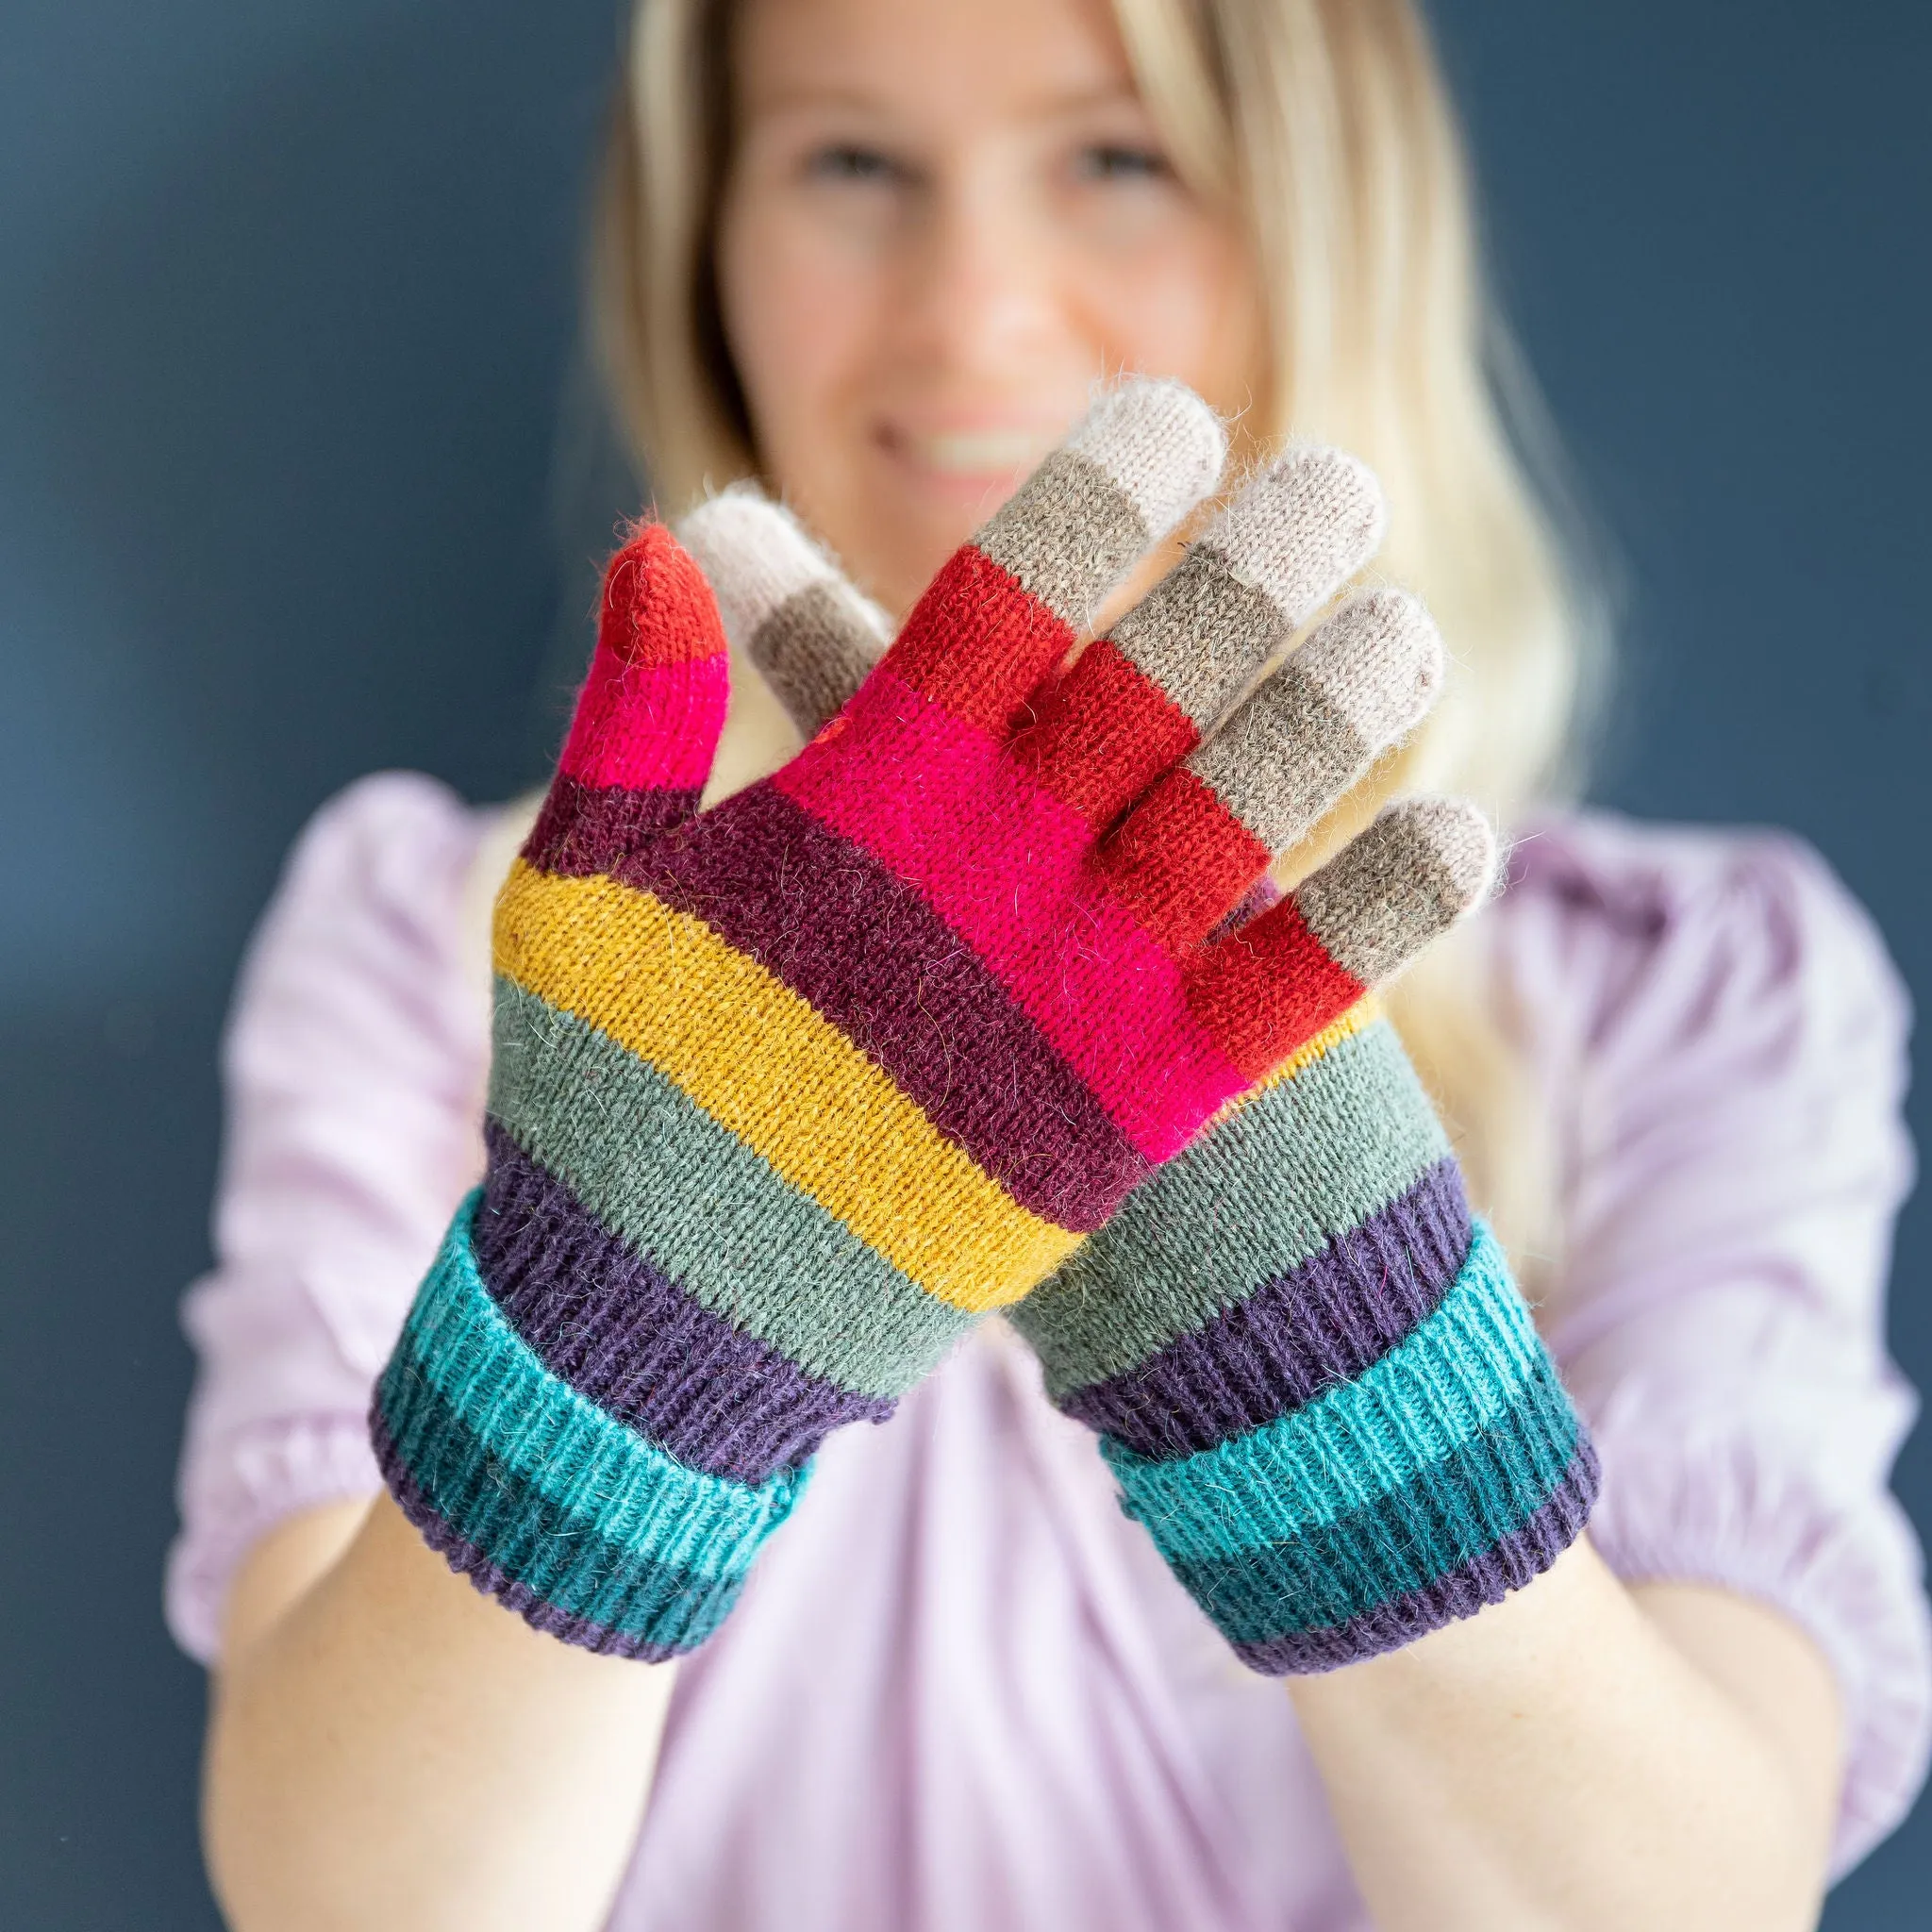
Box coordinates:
[910,429,1058,475]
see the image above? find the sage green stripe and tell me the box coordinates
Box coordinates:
[1010,1020,1449,1393]
[389,1195,798,1579]
[489,976,974,1398]
[1099,1224,1543,1562]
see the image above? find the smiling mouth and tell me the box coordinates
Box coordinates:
[890,427,1062,478]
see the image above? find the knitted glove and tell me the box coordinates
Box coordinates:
[687,466,1598,1674]
[1013,1001,1601,1673]
[373,375,1459,1658]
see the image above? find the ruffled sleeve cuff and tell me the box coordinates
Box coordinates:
[164,1416,381,1664]
[1586,1392,1932,1876]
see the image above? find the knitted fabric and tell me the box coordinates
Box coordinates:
[680,481,894,736]
[1011,1007,1600,1672]
[687,476,1596,1674]
[374,376,1492,1659]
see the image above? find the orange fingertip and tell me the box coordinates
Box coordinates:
[551,524,732,808]
[598,524,731,669]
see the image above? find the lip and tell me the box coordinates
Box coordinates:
[874,417,1070,498]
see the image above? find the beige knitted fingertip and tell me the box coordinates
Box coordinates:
[675,487,841,643]
[1295,797,1499,987]
[1064,375,1230,541]
[676,485,892,734]
[1291,590,1444,752]
[975,379,1226,631]
[1201,445,1388,625]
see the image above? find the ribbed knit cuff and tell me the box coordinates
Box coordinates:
[1104,1224,1598,1673]
[372,1193,808,1659]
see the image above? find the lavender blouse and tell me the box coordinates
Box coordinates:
[167,774,1932,1924]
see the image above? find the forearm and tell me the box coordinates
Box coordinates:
[204,1492,675,1932]
[1289,1538,1840,1932]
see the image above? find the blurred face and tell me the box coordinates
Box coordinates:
[716,0,1263,616]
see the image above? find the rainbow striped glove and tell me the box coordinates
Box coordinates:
[691,448,1598,1674]
[1012,1007,1600,1672]
[374,377,1474,1658]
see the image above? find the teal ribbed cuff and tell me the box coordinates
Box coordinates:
[373,1193,809,1657]
[1104,1224,1591,1656]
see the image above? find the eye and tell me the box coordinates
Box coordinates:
[803,142,906,187]
[1074,142,1174,184]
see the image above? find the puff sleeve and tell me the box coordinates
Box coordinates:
[1499,814,1930,1874]
[163,774,493,1662]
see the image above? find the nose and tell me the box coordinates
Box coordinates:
[890,170,1074,385]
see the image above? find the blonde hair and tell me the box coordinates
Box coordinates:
[592,0,1607,1284]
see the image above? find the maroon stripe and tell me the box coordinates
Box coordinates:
[599,779,1148,1231]
[475,1125,894,1483]
[524,772,704,876]
[1059,1161,1473,1457]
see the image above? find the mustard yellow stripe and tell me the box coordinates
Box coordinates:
[1257,993,1380,1091]
[494,860,1080,1311]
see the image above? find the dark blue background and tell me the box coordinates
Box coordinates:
[2,3,1925,1924]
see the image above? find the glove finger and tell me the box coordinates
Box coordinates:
[1185,797,1497,1078]
[676,485,890,739]
[879,376,1226,737]
[524,523,730,875]
[1011,446,1386,829]
[1092,591,1442,953]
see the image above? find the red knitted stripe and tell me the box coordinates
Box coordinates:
[1011,639,1200,828]
[883,546,1078,734]
[1188,894,1366,1077]
[603,525,731,665]
[1097,770,1271,956]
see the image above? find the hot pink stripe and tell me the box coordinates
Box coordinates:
[773,673,1246,1158]
[560,653,729,792]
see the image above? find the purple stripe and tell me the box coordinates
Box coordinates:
[475,1126,894,1483]
[524,772,704,876]
[1061,1160,1473,1458]
[603,778,1148,1231]
[373,1408,695,1660]
[1232,1439,1601,1674]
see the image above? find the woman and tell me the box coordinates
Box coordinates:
[173,0,1930,1926]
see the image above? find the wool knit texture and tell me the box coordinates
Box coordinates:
[1012,1003,1600,1672]
[686,475,1597,1674]
[372,377,1500,1658]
